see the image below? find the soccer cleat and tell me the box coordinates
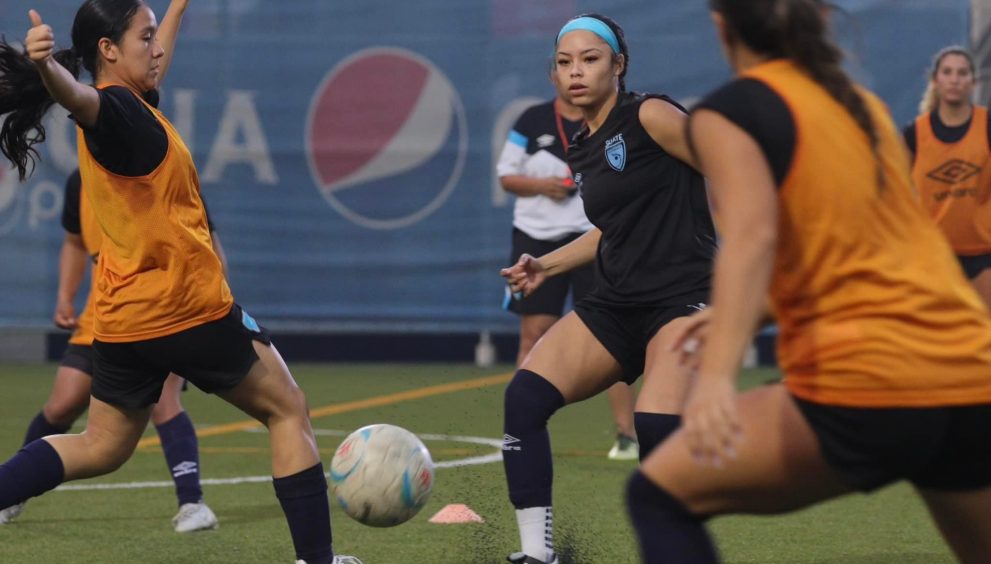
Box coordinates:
[172,501,219,533]
[507,552,558,564]
[607,434,639,461]
[295,558,363,564]
[0,502,26,525]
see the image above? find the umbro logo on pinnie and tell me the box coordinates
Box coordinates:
[502,434,522,451]
[536,134,556,148]
[605,133,626,172]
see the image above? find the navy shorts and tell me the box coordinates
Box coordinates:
[957,252,991,279]
[504,228,595,316]
[574,295,708,384]
[795,396,991,492]
[92,304,270,409]
[60,343,95,375]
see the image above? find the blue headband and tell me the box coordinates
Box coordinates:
[556,17,620,54]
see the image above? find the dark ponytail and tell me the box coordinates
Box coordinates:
[556,13,631,92]
[0,0,141,180]
[0,43,81,180]
[711,0,885,186]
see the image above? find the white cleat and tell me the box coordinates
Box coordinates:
[607,434,639,461]
[0,503,26,525]
[172,502,219,533]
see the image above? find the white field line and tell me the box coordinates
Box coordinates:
[55,429,502,492]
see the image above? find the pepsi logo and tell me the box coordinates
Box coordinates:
[305,47,467,229]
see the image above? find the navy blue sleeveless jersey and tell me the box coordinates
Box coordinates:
[568,92,716,306]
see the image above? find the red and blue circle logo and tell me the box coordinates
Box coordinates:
[305,47,467,229]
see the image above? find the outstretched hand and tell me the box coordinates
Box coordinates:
[25,10,55,64]
[681,374,742,468]
[668,307,712,369]
[500,253,547,298]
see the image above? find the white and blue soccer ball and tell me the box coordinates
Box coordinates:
[330,423,434,527]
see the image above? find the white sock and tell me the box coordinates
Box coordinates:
[516,506,553,562]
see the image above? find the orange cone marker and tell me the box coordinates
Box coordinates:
[428,503,484,524]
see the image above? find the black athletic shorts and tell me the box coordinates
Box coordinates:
[92,304,271,409]
[60,343,94,375]
[504,228,595,316]
[574,295,708,384]
[957,252,991,279]
[795,396,991,492]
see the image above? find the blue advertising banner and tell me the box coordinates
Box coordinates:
[0,0,970,332]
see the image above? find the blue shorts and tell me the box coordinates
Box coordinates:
[574,296,708,384]
[92,304,269,409]
[795,397,991,492]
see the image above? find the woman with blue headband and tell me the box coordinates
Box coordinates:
[627,0,991,562]
[500,13,717,564]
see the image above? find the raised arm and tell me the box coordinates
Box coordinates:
[25,10,100,127]
[639,97,699,170]
[155,0,189,85]
[681,108,779,466]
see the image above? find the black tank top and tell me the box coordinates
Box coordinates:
[568,92,716,306]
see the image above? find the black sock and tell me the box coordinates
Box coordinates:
[22,412,71,446]
[502,369,565,508]
[0,440,66,509]
[273,463,333,564]
[626,470,718,564]
[155,412,203,506]
[634,412,681,461]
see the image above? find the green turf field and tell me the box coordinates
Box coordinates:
[0,363,955,563]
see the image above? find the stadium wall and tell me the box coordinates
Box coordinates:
[0,1,970,364]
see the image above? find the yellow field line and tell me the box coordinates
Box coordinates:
[136,371,512,449]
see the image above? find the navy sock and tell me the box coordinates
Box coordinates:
[634,412,681,462]
[23,412,71,446]
[503,369,565,508]
[626,470,718,564]
[273,463,333,564]
[155,411,203,506]
[0,440,66,509]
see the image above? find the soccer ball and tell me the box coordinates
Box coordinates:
[329,424,434,527]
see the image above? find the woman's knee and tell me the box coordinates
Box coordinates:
[42,397,88,427]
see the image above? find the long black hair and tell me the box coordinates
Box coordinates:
[0,0,142,180]
[710,0,884,185]
[555,13,630,93]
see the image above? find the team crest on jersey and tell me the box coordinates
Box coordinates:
[605,134,626,172]
[536,134,555,148]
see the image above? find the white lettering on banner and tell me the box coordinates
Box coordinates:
[28,180,61,228]
[44,110,78,175]
[201,90,278,185]
[171,88,198,155]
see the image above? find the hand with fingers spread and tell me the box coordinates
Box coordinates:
[25,10,55,65]
[500,253,548,298]
[669,307,713,369]
[682,373,742,468]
